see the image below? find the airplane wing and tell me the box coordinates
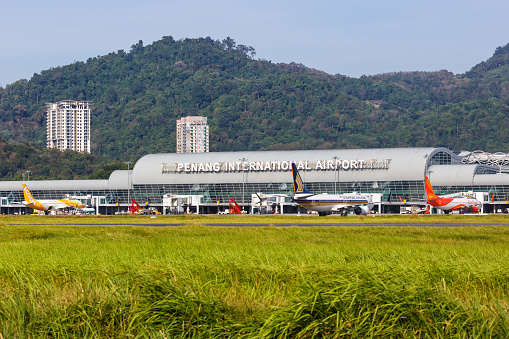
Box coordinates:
[330,204,366,212]
[328,205,356,216]
[330,204,351,212]
[331,203,372,216]
[293,193,316,199]
[454,205,474,211]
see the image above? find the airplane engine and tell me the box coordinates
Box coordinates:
[471,206,479,213]
[354,205,370,215]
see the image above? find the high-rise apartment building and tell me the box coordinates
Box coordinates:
[176,116,209,153]
[46,100,91,153]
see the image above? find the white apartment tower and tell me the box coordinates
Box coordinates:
[176,116,209,153]
[46,100,91,153]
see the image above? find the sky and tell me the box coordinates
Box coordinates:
[1,0,508,87]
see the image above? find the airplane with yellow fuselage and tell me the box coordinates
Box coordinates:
[22,184,84,214]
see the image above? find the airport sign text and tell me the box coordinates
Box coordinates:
[161,159,391,174]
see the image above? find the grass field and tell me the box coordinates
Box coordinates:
[3,212,509,225]
[1,215,509,338]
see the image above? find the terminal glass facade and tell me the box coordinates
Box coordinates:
[134,180,427,205]
[429,151,452,165]
[4,147,509,215]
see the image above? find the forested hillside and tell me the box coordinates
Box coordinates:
[1,36,509,167]
[0,138,125,180]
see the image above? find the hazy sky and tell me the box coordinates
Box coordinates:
[1,0,508,87]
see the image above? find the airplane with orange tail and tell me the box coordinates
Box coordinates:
[425,177,481,214]
[22,184,84,214]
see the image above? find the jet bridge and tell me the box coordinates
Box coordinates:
[250,193,297,214]
[162,194,203,215]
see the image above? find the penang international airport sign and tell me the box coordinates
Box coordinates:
[161,159,391,174]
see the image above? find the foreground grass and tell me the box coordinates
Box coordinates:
[2,212,509,225]
[0,223,509,337]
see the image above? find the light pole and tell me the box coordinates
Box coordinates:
[332,156,339,194]
[240,157,247,204]
[124,161,132,212]
[22,170,31,182]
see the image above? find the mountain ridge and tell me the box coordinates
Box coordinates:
[0,36,508,166]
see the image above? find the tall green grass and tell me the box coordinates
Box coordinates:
[4,213,509,225]
[0,225,508,337]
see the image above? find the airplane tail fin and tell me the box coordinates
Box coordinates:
[255,193,265,206]
[291,163,312,195]
[22,184,36,203]
[424,176,439,201]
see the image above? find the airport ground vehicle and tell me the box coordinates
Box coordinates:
[130,199,160,215]
[227,198,247,214]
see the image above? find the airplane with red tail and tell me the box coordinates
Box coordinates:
[425,176,481,214]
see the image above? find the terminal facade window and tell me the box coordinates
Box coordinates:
[429,152,452,165]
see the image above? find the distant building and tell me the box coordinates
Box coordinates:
[176,116,209,153]
[46,100,91,153]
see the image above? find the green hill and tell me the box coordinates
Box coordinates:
[0,137,125,181]
[1,36,509,169]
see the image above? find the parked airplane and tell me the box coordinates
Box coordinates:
[291,163,373,216]
[254,193,266,206]
[425,176,481,213]
[22,184,84,214]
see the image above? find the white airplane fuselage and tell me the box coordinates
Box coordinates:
[293,193,373,213]
[428,196,481,213]
[291,163,373,216]
[425,177,481,213]
[22,199,84,212]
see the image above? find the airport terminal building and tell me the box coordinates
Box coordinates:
[2,147,509,215]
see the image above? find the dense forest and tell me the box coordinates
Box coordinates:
[1,36,509,179]
[0,137,126,180]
